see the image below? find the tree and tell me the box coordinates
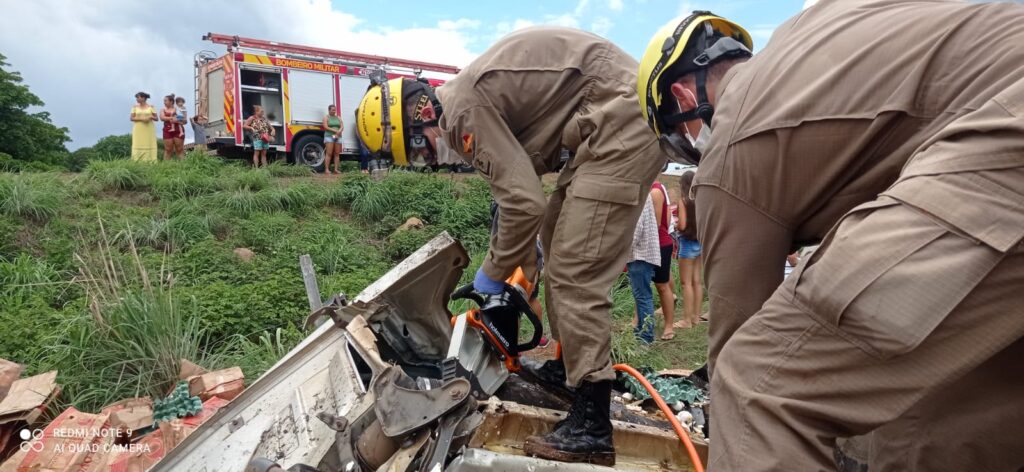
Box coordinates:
[0,53,70,165]
[92,134,132,159]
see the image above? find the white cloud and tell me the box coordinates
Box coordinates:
[545,13,581,29]
[574,0,592,17]
[1,0,479,148]
[438,18,482,31]
[492,14,581,41]
[493,0,622,42]
[493,19,538,39]
[592,17,615,36]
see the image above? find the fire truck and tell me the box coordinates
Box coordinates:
[194,33,459,169]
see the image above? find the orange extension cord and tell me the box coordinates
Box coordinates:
[613,364,705,472]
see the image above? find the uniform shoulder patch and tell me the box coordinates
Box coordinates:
[462,133,474,155]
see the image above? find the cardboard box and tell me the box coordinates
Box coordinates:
[0,359,22,400]
[0,371,58,426]
[5,407,112,472]
[102,398,154,434]
[177,359,207,381]
[109,396,230,472]
[187,367,244,401]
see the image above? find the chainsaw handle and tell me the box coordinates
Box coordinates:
[451,283,486,306]
[505,285,543,353]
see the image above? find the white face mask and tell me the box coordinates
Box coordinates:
[432,133,462,165]
[678,89,712,154]
[692,122,711,154]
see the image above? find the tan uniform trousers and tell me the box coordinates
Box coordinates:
[539,152,664,387]
[538,101,664,388]
[540,152,667,384]
[708,84,1024,472]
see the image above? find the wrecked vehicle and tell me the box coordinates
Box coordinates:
[151,233,706,471]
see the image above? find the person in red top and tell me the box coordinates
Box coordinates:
[650,181,676,340]
[160,94,186,160]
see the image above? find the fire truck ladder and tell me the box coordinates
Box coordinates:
[202,33,460,76]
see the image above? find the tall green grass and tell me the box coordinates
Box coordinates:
[265,161,313,178]
[0,254,62,306]
[0,173,65,221]
[215,188,282,217]
[228,168,272,191]
[151,170,218,200]
[86,160,150,191]
[35,232,232,412]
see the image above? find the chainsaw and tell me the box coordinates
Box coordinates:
[443,267,544,398]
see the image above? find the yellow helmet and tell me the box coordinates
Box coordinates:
[638,12,752,139]
[356,77,442,167]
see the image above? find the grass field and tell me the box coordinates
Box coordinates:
[0,153,706,412]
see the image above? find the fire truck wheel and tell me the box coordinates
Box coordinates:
[292,134,326,172]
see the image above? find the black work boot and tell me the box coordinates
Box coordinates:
[520,357,567,387]
[523,380,615,466]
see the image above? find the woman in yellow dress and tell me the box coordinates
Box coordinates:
[130,92,158,161]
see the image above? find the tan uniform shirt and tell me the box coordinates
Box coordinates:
[437,27,657,282]
[695,0,1024,369]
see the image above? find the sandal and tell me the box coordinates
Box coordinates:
[672,320,692,330]
[660,331,676,341]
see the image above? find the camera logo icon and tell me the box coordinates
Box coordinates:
[18,428,45,453]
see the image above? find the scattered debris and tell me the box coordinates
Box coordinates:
[150,233,706,471]
[176,360,207,381]
[619,368,706,405]
[0,370,59,426]
[0,369,60,460]
[0,360,21,399]
[186,366,244,401]
[0,234,707,471]
[153,382,204,424]
[101,397,154,439]
[0,364,236,472]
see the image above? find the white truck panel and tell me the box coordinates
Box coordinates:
[207,68,225,122]
[289,70,335,124]
[339,75,372,154]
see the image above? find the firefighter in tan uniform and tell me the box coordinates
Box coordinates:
[357,27,667,466]
[639,1,1024,471]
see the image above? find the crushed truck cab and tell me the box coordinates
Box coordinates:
[150,233,705,471]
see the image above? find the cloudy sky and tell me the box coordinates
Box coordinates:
[2,0,804,149]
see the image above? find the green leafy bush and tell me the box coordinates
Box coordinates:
[0,298,72,366]
[233,212,295,253]
[0,216,18,258]
[179,276,307,342]
[0,173,65,221]
[0,153,19,172]
[91,134,132,160]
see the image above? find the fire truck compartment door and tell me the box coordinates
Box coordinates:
[289,70,335,124]
[340,75,372,154]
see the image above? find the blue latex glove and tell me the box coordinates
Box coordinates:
[473,267,506,295]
